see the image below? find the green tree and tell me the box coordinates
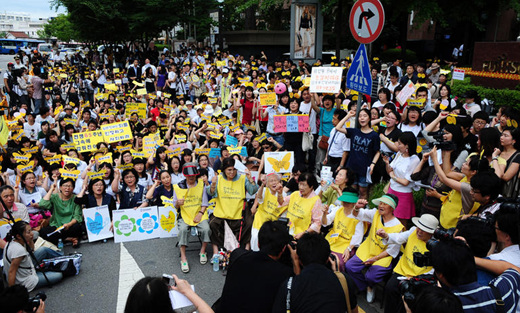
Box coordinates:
[0,31,7,38]
[37,14,79,41]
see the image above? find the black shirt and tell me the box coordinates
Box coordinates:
[218,248,293,313]
[273,264,357,313]
[462,133,478,153]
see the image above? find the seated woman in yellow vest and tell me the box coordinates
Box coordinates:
[376,213,439,313]
[208,157,258,254]
[428,147,481,229]
[322,189,365,272]
[250,173,286,251]
[345,194,405,304]
[278,172,322,240]
[173,163,211,273]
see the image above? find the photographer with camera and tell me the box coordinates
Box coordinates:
[376,214,439,313]
[403,285,463,313]
[273,232,359,313]
[431,238,520,313]
[215,220,297,313]
[0,285,46,313]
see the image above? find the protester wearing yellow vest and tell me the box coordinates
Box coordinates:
[376,214,439,313]
[250,173,286,251]
[173,163,211,273]
[279,173,322,240]
[208,157,258,255]
[323,190,365,272]
[345,194,405,304]
[429,147,481,229]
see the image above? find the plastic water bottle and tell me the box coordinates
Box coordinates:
[57,239,63,251]
[190,227,198,237]
[212,254,219,272]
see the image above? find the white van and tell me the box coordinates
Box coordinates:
[38,43,53,55]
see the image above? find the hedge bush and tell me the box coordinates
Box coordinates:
[368,181,425,212]
[451,78,520,111]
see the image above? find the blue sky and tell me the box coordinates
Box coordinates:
[0,0,66,19]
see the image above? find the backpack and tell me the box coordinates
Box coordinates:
[6,72,16,91]
[39,253,83,277]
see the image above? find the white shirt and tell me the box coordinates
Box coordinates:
[23,122,41,141]
[35,115,55,126]
[389,152,420,193]
[463,102,481,117]
[327,128,348,158]
[142,63,157,76]
[300,101,317,134]
[489,245,520,267]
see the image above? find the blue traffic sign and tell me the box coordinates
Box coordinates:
[346,44,372,94]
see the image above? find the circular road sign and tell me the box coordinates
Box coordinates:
[349,0,385,44]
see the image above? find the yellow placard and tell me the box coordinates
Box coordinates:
[259,93,277,106]
[100,121,133,143]
[72,130,105,153]
[105,83,118,91]
[165,147,181,158]
[44,155,62,164]
[64,118,76,125]
[21,146,39,154]
[59,168,80,180]
[87,170,106,180]
[17,161,35,174]
[132,81,144,87]
[304,77,311,87]
[96,153,113,164]
[408,98,426,107]
[194,148,211,155]
[62,156,80,165]
[136,88,147,95]
[113,68,120,74]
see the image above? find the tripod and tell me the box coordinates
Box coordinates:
[1,195,52,287]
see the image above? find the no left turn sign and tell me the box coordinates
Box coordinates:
[349,0,385,44]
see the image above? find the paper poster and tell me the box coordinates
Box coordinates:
[273,115,310,132]
[259,93,277,106]
[453,68,465,81]
[73,130,105,153]
[396,81,415,105]
[309,67,344,94]
[126,102,147,120]
[157,206,179,238]
[113,207,160,243]
[225,135,238,147]
[228,146,248,157]
[264,151,294,174]
[101,121,133,143]
[209,148,221,158]
[136,88,147,95]
[83,206,113,242]
[143,133,162,157]
[0,221,12,241]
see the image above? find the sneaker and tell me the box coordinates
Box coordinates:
[200,253,208,265]
[181,261,189,273]
[366,288,375,303]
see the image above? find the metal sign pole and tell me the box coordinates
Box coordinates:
[355,93,363,128]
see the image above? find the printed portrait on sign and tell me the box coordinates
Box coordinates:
[294,4,317,60]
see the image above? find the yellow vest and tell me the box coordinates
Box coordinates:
[440,177,480,229]
[252,187,287,230]
[393,230,432,277]
[174,180,208,226]
[214,174,246,220]
[356,211,405,267]
[325,208,362,254]
[287,192,319,235]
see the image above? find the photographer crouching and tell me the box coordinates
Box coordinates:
[0,284,46,313]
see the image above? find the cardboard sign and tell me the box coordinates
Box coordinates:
[309,67,344,94]
[273,115,310,132]
[259,93,277,106]
[83,206,113,242]
[101,121,133,143]
[453,68,465,81]
[126,102,147,120]
[396,80,416,105]
[264,151,294,174]
[225,135,239,147]
[73,130,105,153]
[113,207,160,243]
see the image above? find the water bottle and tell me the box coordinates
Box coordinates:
[57,239,63,251]
[212,254,219,272]
[190,227,198,237]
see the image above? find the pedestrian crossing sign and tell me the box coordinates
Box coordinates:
[346,44,372,94]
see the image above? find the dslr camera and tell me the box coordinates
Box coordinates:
[26,291,46,312]
[427,131,457,151]
[399,274,437,307]
[413,228,456,267]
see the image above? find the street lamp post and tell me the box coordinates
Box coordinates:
[217,0,224,51]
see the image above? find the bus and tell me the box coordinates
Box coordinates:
[0,38,45,54]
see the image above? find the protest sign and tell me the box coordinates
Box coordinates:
[126,102,147,119]
[225,135,239,147]
[101,121,133,143]
[73,130,105,153]
[259,93,277,106]
[309,67,343,93]
[453,68,465,81]
[83,206,113,242]
[264,151,294,174]
[157,206,179,238]
[113,207,160,243]
[396,80,416,105]
[273,115,310,132]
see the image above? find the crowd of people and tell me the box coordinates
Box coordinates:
[1,42,520,313]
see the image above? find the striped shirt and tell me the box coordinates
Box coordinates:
[451,269,520,313]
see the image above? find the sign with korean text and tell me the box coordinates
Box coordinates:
[273,114,310,132]
[309,67,344,94]
[101,121,133,143]
[73,130,105,153]
[259,93,277,106]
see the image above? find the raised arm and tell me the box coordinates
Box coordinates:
[335,110,355,134]
[430,147,463,191]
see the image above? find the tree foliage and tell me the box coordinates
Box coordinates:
[37,14,78,41]
[52,0,217,43]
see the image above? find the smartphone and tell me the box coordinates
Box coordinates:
[162,274,175,286]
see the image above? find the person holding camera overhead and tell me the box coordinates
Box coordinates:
[345,194,405,303]
[376,214,439,313]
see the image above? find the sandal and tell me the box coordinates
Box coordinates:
[181,261,190,273]
[200,253,207,265]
